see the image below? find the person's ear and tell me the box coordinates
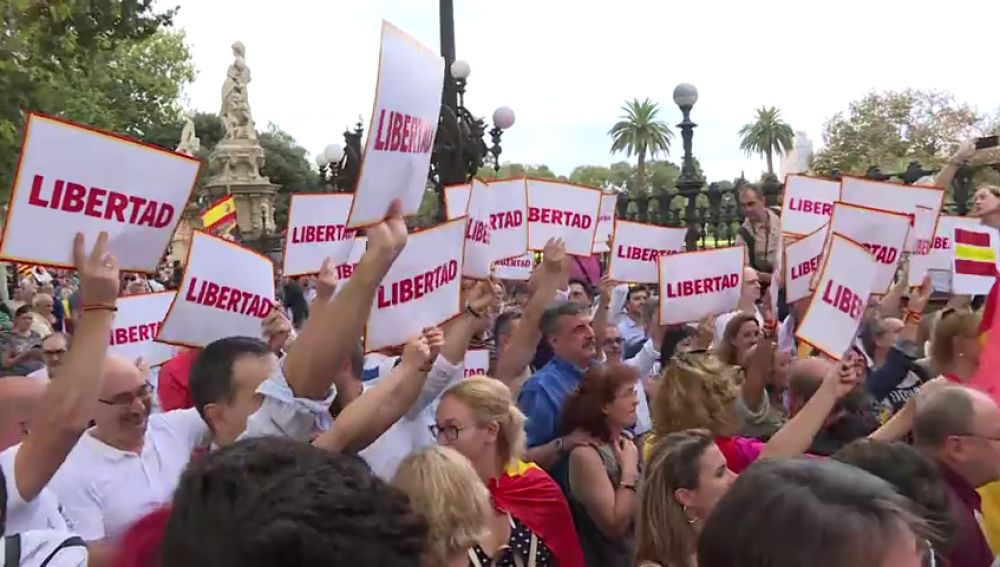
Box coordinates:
[202,403,226,434]
[674,487,696,509]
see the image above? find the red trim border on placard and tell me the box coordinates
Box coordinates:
[524,177,603,257]
[0,112,202,274]
[607,219,687,285]
[779,173,840,238]
[153,229,275,349]
[281,192,355,277]
[656,244,747,325]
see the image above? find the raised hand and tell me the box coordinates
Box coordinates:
[599,273,618,306]
[541,238,566,274]
[72,231,119,306]
[261,303,293,353]
[313,257,339,302]
[400,331,432,371]
[365,199,408,264]
[423,326,445,363]
[907,275,933,316]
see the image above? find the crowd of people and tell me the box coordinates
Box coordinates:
[1,142,1000,566]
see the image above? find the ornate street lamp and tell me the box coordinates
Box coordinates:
[672,83,704,251]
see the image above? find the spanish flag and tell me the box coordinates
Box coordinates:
[954,228,997,277]
[201,195,237,232]
[489,460,584,567]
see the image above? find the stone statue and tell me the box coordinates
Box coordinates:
[220,41,256,141]
[175,109,200,156]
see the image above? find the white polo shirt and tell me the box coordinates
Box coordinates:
[48,408,206,540]
[0,530,87,566]
[0,445,68,534]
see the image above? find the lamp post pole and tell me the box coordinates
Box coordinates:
[672,83,704,251]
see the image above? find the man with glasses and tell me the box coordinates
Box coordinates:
[25,333,67,381]
[915,385,1000,566]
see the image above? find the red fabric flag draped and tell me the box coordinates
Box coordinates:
[971,265,1000,406]
[488,460,584,567]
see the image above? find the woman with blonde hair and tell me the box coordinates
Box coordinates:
[393,446,492,567]
[433,376,584,566]
[636,429,734,567]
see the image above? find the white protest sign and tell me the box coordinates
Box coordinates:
[780,175,839,237]
[366,219,464,352]
[951,226,999,295]
[110,291,176,367]
[818,202,910,295]
[592,194,618,253]
[464,349,489,377]
[658,246,744,325]
[347,21,444,227]
[0,113,199,272]
[157,232,275,348]
[333,237,368,293]
[908,205,938,287]
[784,225,827,303]
[462,179,493,279]
[487,178,529,261]
[443,183,471,220]
[608,220,686,284]
[839,176,944,251]
[928,215,982,272]
[526,179,602,256]
[493,253,533,280]
[796,233,877,359]
[282,193,357,277]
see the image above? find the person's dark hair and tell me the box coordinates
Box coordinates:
[189,336,272,426]
[698,458,932,567]
[539,301,590,338]
[557,363,639,441]
[857,316,882,360]
[493,309,523,342]
[162,437,427,567]
[833,439,954,553]
[658,325,697,367]
[913,385,976,448]
[625,286,647,303]
[1,464,7,534]
[568,278,594,299]
[14,304,31,318]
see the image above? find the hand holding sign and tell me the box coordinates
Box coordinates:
[74,231,119,307]
[262,305,293,354]
[400,330,433,371]
[365,199,409,268]
[314,257,339,303]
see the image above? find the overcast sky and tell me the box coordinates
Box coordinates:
[168,0,999,181]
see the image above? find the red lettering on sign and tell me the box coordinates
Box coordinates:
[615,245,679,262]
[527,207,593,229]
[335,262,358,280]
[489,210,523,230]
[932,236,950,250]
[109,322,162,346]
[184,277,273,318]
[496,257,531,268]
[821,279,865,321]
[663,273,739,298]
[861,243,899,265]
[372,109,435,154]
[465,217,491,244]
[790,254,822,280]
[376,260,459,308]
[788,197,833,217]
[28,174,174,228]
[289,224,355,244]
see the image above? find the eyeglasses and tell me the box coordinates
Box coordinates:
[98,382,153,406]
[428,423,473,443]
[43,348,66,356]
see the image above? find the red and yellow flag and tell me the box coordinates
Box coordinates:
[489,460,583,567]
[201,195,237,232]
[954,228,997,277]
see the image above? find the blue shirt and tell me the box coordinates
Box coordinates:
[517,356,584,448]
[617,317,646,351]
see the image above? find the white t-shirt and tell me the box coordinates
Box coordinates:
[0,530,87,567]
[0,445,68,534]
[47,409,207,541]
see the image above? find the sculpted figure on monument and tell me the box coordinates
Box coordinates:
[220,41,257,141]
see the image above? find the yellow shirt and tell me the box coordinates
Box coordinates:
[978,481,1000,553]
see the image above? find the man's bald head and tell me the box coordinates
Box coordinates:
[743,268,761,302]
[914,385,993,448]
[98,354,145,399]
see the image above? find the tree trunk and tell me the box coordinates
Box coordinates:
[636,151,646,194]
[765,148,774,176]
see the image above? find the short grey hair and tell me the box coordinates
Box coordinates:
[539,301,590,337]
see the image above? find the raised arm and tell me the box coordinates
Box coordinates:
[283,200,408,399]
[493,239,565,394]
[15,232,119,501]
[312,330,439,454]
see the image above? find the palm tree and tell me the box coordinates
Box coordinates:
[608,98,673,194]
[738,106,795,176]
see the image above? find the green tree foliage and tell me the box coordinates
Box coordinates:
[810,89,985,176]
[608,98,673,194]
[477,162,560,180]
[738,106,794,176]
[259,125,315,229]
[0,0,183,199]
